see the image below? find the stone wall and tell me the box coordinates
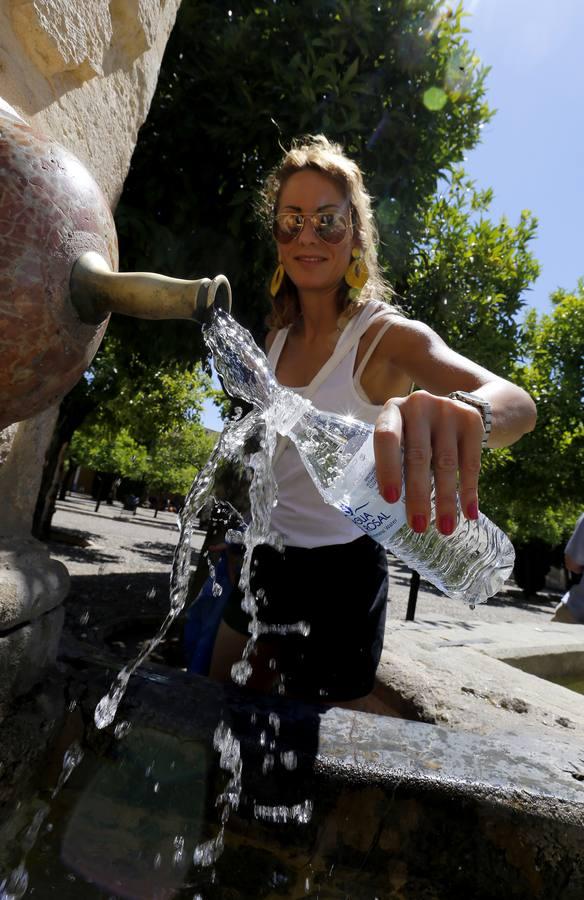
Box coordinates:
[3,0,180,206]
[0,0,182,717]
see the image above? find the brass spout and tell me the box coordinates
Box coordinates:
[70,251,231,325]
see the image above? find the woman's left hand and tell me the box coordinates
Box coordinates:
[373,390,485,535]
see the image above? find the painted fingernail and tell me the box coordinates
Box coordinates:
[439,515,455,535]
[412,514,427,533]
[383,484,401,504]
[467,501,479,520]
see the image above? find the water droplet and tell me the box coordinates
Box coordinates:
[114,721,132,739]
[231,659,252,684]
[280,751,297,771]
[268,712,280,735]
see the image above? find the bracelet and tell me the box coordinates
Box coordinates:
[448,391,492,448]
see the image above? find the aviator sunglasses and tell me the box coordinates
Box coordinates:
[272,210,352,245]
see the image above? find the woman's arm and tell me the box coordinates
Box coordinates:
[371,319,536,535]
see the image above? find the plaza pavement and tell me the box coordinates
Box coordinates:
[48,492,560,629]
[49,492,584,748]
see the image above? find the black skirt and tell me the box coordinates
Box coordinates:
[222,535,389,702]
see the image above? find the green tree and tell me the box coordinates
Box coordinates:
[403,169,540,371]
[69,426,149,483]
[34,344,219,533]
[37,0,500,533]
[142,424,217,501]
[480,284,584,548]
[115,0,493,351]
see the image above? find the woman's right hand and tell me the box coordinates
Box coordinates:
[373,390,485,536]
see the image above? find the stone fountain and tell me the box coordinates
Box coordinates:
[1,10,583,889]
[0,99,231,744]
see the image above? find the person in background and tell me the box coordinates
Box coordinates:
[209,134,537,705]
[551,513,584,624]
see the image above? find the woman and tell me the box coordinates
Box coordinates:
[209,135,536,705]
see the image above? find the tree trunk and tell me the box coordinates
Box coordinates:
[32,393,96,540]
[58,463,76,500]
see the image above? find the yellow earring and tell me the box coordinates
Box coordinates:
[345,248,369,300]
[270,262,285,297]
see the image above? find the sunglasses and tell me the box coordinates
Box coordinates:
[272,211,351,245]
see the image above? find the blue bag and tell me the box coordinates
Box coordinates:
[183,550,234,676]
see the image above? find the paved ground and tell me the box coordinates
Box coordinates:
[48,492,561,644]
[48,492,584,747]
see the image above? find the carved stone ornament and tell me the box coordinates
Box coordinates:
[0,100,118,430]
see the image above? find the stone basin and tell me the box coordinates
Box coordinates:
[375,618,584,739]
[1,639,583,899]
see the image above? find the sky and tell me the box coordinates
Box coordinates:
[462,0,583,317]
[202,0,583,431]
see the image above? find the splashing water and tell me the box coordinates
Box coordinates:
[93,407,262,729]
[253,799,313,824]
[93,307,312,728]
[192,722,240,868]
[50,742,84,800]
[87,308,315,879]
[0,742,84,899]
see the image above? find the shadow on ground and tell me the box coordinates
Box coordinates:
[60,570,199,669]
[388,558,558,616]
[48,530,121,566]
[56,498,181,532]
[62,570,195,626]
[123,541,178,565]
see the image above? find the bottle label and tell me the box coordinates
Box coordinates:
[328,434,407,545]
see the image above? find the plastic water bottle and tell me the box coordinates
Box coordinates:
[275,401,515,608]
[204,309,515,608]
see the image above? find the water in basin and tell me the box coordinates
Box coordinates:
[547,674,584,695]
[0,720,443,899]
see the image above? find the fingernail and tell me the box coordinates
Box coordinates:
[439,515,455,535]
[467,501,479,520]
[383,484,400,504]
[412,514,427,533]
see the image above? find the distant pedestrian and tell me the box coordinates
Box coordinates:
[551,513,584,624]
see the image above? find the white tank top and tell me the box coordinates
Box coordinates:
[268,302,398,548]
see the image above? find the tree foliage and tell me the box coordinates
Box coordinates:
[115,0,493,356]
[480,284,584,546]
[67,353,217,498]
[69,426,149,482]
[404,170,540,372]
[40,0,572,554]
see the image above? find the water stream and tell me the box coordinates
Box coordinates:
[2,308,317,897]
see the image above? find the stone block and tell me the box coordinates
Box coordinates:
[0,604,65,719]
[10,0,114,80]
[0,538,69,630]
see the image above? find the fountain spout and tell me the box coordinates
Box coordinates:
[0,97,233,429]
[70,252,231,326]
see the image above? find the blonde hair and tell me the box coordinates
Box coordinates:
[258,134,397,329]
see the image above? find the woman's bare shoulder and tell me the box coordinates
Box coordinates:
[360,307,424,348]
[377,316,442,352]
